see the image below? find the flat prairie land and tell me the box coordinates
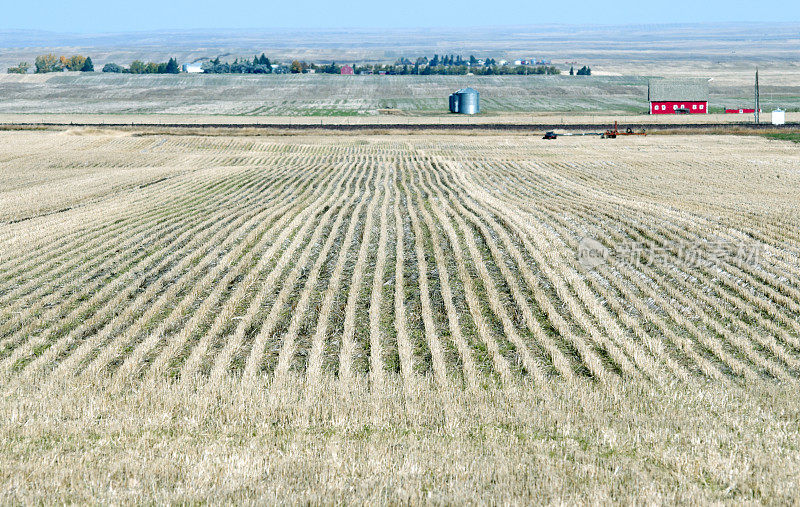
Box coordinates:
[1,129,800,503]
[1,70,799,117]
[4,111,800,127]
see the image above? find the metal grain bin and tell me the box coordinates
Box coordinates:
[449,93,459,113]
[455,87,479,114]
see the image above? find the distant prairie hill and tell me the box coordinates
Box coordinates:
[1,22,800,72]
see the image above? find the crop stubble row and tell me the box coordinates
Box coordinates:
[2,131,800,392]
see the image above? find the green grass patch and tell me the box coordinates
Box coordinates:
[763,132,800,143]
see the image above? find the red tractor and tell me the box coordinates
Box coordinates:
[601,121,647,139]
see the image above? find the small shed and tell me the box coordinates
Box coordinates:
[772,109,786,125]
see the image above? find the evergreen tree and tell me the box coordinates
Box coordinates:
[259,53,268,65]
[165,57,180,74]
[81,57,94,72]
[569,66,574,75]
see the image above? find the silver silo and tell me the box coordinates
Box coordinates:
[455,87,479,114]
[449,93,459,113]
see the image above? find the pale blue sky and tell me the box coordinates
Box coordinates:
[2,0,798,32]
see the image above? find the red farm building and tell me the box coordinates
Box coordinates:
[725,108,760,114]
[648,79,709,114]
[340,64,354,75]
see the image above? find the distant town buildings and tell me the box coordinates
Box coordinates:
[181,63,203,73]
[513,59,551,66]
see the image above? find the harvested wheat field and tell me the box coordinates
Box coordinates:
[1,129,800,503]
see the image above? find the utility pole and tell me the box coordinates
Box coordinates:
[755,69,760,124]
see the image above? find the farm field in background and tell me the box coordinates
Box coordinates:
[4,111,800,127]
[2,72,800,116]
[1,130,800,502]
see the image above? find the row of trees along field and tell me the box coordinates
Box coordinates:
[6,55,179,74]
[7,52,576,76]
[102,58,180,74]
[7,54,94,74]
[203,54,561,75]
[201,54,274,73]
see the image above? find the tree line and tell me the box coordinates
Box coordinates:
[397,54,501,67]
[8,52,583,77]
[201,53,561,76]
[6,54,179,74]
[201,54,273,73]
[8,54,94,74]
[102,58,180,74]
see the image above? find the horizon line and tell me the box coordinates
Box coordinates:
[2,21,799,37]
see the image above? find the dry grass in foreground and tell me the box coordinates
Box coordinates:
[1,130,799,502]
[2,377,798,503]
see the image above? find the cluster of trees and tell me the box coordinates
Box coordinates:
[569,65,592,76]
[102,58,180,74]
[414,64,559,76]
[308,61,345,74]
[199,55,340,75]
[7,54,94,74]
[197,54,560,76]
[7,51,583,78]
[412,54,497,67]
[339,62,558,76]
[380,54,558,75]
[7,62,30,74]
[201,54,273,74]
[397,54,499,67]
